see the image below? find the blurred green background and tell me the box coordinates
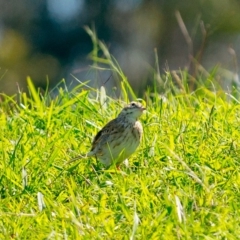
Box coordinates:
[0,0,239,95]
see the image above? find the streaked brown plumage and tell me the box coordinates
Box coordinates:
[70,101,145,167]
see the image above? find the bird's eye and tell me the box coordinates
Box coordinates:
[131,102,136,107]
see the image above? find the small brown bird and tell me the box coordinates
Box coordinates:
[69,101,146,168]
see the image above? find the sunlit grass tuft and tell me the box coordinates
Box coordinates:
[0,33,240,238]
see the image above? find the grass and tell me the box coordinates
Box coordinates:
[1,30,240,239]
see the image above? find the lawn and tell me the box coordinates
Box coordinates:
[0,31,240,239]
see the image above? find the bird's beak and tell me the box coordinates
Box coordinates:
[141,106,146,111]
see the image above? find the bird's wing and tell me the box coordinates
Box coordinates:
[90,118,124,151]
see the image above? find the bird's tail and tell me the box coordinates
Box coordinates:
[66,154,87,165]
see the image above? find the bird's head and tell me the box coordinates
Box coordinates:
[119,101,146,120]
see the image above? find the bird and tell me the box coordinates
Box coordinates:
[68,101,146,168]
